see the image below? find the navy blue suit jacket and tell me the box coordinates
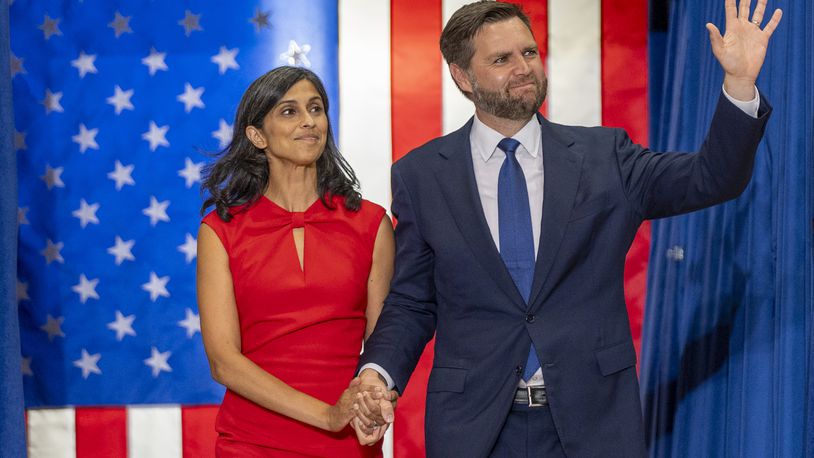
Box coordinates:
[359,93,770,457]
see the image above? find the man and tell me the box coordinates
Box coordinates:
[356,0,781,456]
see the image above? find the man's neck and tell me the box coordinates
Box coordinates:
[474,108,534,138]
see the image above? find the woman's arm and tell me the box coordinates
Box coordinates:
[364,215,395,340]
[197,223,365,432]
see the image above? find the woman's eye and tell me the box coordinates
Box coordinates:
[281,108,295,116]
[310,105,324,113]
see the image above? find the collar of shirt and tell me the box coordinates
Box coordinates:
[470,113,542,162]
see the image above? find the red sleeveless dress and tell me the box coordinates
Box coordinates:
[202,195,385,457]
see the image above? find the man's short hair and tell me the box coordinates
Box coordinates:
[440,1,533,70]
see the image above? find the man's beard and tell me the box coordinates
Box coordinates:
[468,73,547,121]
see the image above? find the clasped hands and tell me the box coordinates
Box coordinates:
[327,369,398,445]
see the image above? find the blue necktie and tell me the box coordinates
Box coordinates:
[497,137,541,381]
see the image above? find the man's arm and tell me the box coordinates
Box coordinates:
[617,0,781,219]
[617,92,771,220]
[351,163,439,437]
[723,84,759,117]
[358,164,439,390]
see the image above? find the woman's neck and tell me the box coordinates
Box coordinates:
[264,163,319,212]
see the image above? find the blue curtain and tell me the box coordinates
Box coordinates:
[641,0,814,456]
[0,1,25,456]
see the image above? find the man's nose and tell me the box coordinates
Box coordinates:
[514,55,531,75]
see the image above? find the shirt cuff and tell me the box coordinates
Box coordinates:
[722,84,760,118]
[358,363,396,390]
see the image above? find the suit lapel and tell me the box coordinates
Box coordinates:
[434,120,527,311]
[529,116,583,307]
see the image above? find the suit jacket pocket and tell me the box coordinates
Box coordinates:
[569,193,610,222]
[595,341,637,376]
[427,367,467,393]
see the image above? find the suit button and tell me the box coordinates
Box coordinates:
[515,366,522,375]
[526,314,535,323]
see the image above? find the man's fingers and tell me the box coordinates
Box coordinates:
[364,385,385,399]
[353,403,375,428]
[750,0,767,24]
[738,0,752,20]
[725,0,738,21]
[361,392,389,424]
[762,8,782,37]
[380,397,395,423]
[350,383,381,398]
[357,393,377,420]
[706,23,723,53]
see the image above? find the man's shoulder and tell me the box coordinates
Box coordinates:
[537,118,632,158]
[394,129,463,170]
[545,118,620,142]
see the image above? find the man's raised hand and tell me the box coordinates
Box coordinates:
[706,0,782,100]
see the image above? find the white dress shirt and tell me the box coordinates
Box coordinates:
[470,115,547,388]
[361,87,760,391]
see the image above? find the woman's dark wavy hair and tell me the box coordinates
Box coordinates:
[201,66,361,221]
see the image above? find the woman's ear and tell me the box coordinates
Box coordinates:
[245,125,267,150]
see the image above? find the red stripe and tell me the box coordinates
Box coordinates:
[601,0,648,143]
[391,0,443,162]
[624,222,651,360]
[518,0,549,116]
[391,1,442,456]
[600,0,650,361]
[75,407,127,458]
[181,406,219,458]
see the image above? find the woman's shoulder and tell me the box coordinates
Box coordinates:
[359,198,386,218]
[329,195,386,221]
[201,199,260,228]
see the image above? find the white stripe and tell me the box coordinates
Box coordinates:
[442,0,476,135]
[127,406,182,458]
[338,0,392,211]
[27,408,76,458]
[339,5,393,457]
[547,0,602,126]
[383,424,394,457]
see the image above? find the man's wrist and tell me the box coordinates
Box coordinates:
[721,83,760,118]
[358,363,396,389]
[723,75,757,102]
[359,368,387,385]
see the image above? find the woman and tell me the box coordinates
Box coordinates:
[197,66,395,456]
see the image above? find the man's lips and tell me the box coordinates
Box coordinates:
[509,81,536,90]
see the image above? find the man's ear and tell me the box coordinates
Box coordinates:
[245,126,267,150]
[449,63,473,94]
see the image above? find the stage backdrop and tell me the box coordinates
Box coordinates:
[10,0,649,456]
[1,1,26,457]
[641,0,814,456]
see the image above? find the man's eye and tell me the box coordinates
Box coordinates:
[524,49,538,56]
[494,56,506,64]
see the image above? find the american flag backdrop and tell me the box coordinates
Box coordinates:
[12,0,649,456]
